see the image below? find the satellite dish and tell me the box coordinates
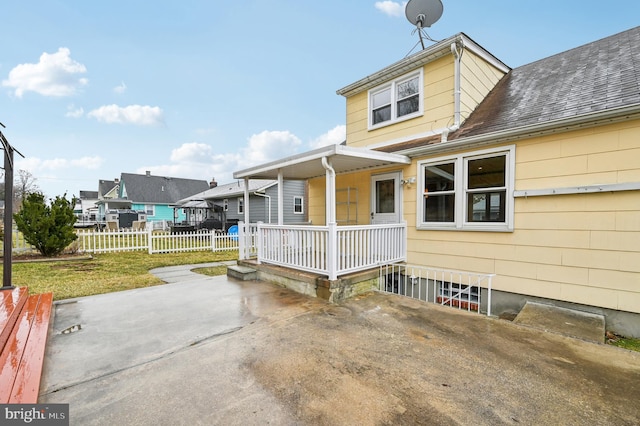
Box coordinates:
[405,0,443,28]
[405,0,443,51]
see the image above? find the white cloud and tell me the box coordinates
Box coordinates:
[17,156,103,174]
[87,104,164,126]
[240,130,302,166]
[70,156,103,169]
[137,130,302,185]
[308,125,346,149]
[139,126,347,186]
[374,1,407,17]
[170,142,214,163]
[2,47,88,97]
[113,82,127,94]
[66,105,84,118]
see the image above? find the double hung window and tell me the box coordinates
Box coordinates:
[417,146,514,231]
[293,196,304,214]
[369,70,423,129]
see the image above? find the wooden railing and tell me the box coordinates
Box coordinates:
[245,222,406,280]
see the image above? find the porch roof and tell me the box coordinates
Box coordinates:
[233,144,411,180]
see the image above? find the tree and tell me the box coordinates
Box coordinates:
[13,192,78,257]
[0,169,40,213]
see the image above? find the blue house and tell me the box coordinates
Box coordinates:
[95,172,210,227]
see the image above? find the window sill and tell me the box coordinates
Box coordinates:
[368,111,422,131]
[416,224,513,232]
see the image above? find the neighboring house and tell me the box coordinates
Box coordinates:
[73,190,99,227]
[95,178,130,221]
[176,178,308,229]
[234,27,640,337]
[95,172,209,226]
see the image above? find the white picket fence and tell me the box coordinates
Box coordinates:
[75,227,239,254]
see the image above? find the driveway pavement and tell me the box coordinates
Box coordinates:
[41,264,640,425]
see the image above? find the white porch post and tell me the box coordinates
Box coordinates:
[243,177,250,261]
[238,220,245,260]
[243,177,250,225]
[277,169,284,226]
[322,157,337,280]
[256,221,263,265]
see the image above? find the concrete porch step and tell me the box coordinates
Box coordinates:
[227,265,257,281]
[513,302,606,343]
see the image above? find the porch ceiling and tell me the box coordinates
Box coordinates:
[233,144,411,180]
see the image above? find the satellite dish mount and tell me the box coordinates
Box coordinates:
[405,0,444,50]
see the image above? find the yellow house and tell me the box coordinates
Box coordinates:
[234,27,640,337]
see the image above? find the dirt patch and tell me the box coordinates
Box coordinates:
[9,253,93,263]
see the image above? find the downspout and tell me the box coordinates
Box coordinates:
[442,39,464,142]
[322,156,338,281]
[321,156,336,224]
[253,192,271,224]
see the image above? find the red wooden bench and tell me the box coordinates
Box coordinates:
[0,287,53,403]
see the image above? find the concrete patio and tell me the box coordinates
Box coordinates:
[40,263,640,425]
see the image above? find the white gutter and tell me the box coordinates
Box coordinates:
[253,191,271,224]
[442,40,464,142]
[321,156,336,224]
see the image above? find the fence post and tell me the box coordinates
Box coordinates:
[256,221,263,265]
[238,221,245,260]
[147,224,153,254]
[327,222,337,281]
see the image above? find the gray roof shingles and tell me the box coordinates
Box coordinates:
[454,26,640,139]
[121,173,209,204]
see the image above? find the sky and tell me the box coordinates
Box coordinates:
[1,1,639,200]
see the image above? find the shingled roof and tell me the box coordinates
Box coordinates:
[379,26,640,155]
[120,172,209,204]
[455,26,640,139]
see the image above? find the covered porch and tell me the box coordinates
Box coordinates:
[233,144,411,281]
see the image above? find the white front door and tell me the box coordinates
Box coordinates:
[371,172,401,224]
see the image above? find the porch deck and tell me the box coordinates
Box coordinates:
[237,259,380,303]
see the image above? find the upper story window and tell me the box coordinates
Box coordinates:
[145,205,155,216]
[223,199,229,211]
[237,197,244,214]
[417,146,515,232]
[369,70,423,130]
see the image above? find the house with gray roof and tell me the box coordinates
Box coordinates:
[95,171,209,226]
[176,178,308,230]
[234,26,640,337]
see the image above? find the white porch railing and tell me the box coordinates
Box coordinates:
[379,263,495,316]
[242,221,406,280]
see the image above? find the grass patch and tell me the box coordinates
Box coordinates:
[192,265,228,276]
[607,333,640,352]
[3,251,237,301]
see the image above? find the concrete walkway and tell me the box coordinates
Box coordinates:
[40,264,640,425]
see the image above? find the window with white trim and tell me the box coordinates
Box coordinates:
[369,70,423,129]
[223,199,228,212]
[417,146,515,231]
[237,198,244,214]
[145,205,155,216]
[293,196,304,214]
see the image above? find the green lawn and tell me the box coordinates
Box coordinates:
[3,251,237,301]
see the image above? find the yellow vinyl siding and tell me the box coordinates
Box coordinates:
[516,121,640,189]
[459,49,506,121]
[401,118,640,313]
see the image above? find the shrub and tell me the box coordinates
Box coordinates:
[13,192,78,257]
